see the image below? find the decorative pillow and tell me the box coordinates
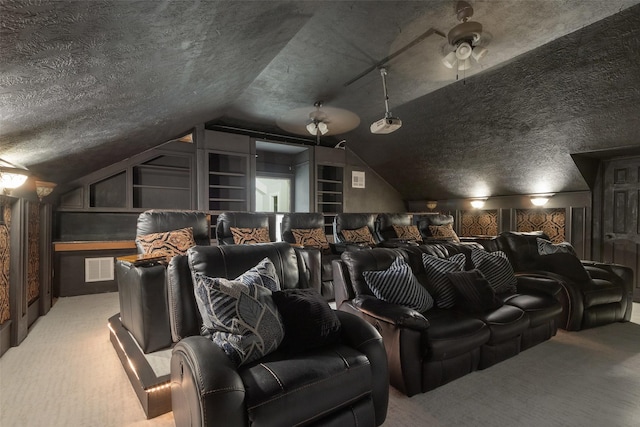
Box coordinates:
[291,227,331,253]
[421,253,467,308]
[363,257,433,312]
[537,237,576,256]
[538,252,591,282]
[136,227,195,259]
[447,269,504,313]
[230,227,270,244]
[272,288,341,353]
[341,226,376,245]
[470,249,517,294]
[392,224,422,241]
[192,272,284,366]
[235,257,280,292]
[428,223,460,242]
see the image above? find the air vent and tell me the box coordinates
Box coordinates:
[85,257,114,282]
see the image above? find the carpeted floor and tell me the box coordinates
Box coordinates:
[1,293,639,427]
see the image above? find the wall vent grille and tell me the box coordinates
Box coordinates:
[85,257,114,282]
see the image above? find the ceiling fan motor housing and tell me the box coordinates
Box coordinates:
[447,21,483,47]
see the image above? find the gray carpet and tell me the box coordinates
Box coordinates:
[0,292,638,427]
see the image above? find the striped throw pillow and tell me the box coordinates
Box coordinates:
[363,257,433,312]
[537,237,576,256]
[446,269,503,313]
[470,249,517,294]
[421,253,467,309]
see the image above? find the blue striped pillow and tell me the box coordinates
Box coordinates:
[421,253,467,308]
[363,257,433,312]
[470,249,517,294]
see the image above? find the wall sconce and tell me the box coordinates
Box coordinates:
[530,194,553,207]
[0,166,29,192]
[470,198,487,209]
[35,180,57,202]
[426,200,438,211]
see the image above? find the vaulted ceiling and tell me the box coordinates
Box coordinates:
[2,1,640,201]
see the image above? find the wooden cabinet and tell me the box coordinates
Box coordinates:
[207,151,250,212]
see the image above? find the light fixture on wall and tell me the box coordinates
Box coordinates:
[0,160,29,194]
[530,194,554,207]
[35,180,57,202]
[426,200,438,211]
[470,198,487,209]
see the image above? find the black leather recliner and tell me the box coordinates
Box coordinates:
[374,213,425,248]
[333,213,379,247]
[115,209,210,353]
[333,244,562,396]
[167,242,389,427]
[215,211,275,245]
[493,231,633,331]
[280,212,340,301]
[414,213,456,240]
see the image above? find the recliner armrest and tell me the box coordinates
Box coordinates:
[171,336,247,427]
[354,295,430,331]
[515,274,563,298]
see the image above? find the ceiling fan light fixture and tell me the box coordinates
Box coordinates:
[456,42,472,60]
[458,58,471,71]
[442,51,457,68]
[472,46,488,62]
[306,120,329,136]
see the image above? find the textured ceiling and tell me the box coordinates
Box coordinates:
[1,0,640,201]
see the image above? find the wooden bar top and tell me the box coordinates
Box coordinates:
[53,240,137,252]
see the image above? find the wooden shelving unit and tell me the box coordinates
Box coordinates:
[208,152,250,212]
[316,165,344,235]
[132,155,191,209]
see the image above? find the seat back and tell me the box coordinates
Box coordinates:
[281,212,325,243]
[414,213,454,240]
[167,242,304,342]
[495,231,549,271]
[375,213,412,242]
[215,211,275,245]
[135,209,210,252]
[333,213,378,244]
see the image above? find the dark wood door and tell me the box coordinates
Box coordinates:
[602,157,640,302]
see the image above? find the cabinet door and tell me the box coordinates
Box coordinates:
[208,151,250,212]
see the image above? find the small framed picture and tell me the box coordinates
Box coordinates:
[352,171,365,188]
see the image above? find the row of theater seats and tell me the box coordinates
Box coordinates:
[214,211,456,304]
[215,211,455,247]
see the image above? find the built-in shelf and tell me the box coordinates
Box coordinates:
[132,155,192,209]
[317,165,343,235]
[208,152,249,212]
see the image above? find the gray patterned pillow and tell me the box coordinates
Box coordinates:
[235,257,280,292]
[363,257,433,312]
[193,273,284,366]
[470,249,518,294]
[536,237,576,256]
[421,253,467,308]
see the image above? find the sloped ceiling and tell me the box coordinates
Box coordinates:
[1,0,640,201]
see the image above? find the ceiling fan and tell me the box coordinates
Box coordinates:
[276,101,360,144]
[441,1,490,72]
